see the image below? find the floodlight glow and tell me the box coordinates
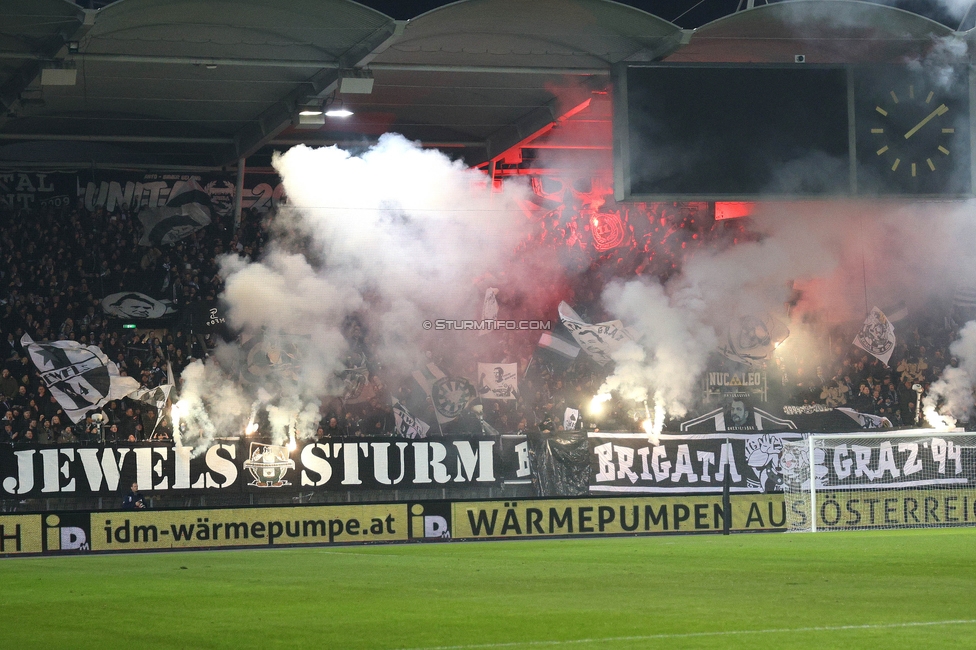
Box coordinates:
[325,109,353,118]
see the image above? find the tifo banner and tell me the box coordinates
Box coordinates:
[588,432,805,494]
[101,292,176,319]
[785,435,976,491]
[0,170,285,216]
[0,437,521,498]
[0,171,76,212]
[80,171,284,216]
[477,362,518,400]
[790,487,976,531]
[701,369,768,403]
[451,494,788,539]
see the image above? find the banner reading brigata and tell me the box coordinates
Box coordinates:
[588,432,805,494]
[0,436,530,498]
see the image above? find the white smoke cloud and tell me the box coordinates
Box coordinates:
[173,135,530,453]
[925,320,976,427]
[599,278,716,417]
[599,197,976,425]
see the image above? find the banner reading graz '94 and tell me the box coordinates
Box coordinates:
[0,436,529,498]
[795,434,976,490]
[589,432,804,494]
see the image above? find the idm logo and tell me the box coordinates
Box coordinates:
[42,514,90,552]
[409,503,451,540]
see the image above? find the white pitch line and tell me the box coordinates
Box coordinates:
[393,619,976,650]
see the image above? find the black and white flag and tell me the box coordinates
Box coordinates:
[128,384,173,436]
[477,362,518,400]
[558,301,634,366]
[392,398,430,439]
[718,313,789,367]
[138,179,213,246]
[21,335,140,423]
[563,407,580,431]
[853,307,896,366]
[479,287,499,336]
[836,407,892,429]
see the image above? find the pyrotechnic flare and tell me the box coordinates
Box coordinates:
[589,393,611,416]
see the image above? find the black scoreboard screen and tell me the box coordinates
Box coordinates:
[613,64,972,200]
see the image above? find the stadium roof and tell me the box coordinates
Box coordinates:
[1,0,974,171]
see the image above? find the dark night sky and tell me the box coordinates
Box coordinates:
[72,1,970,30]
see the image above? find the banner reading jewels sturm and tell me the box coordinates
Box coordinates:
[0,435,531,499]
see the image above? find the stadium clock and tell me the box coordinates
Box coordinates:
[855,68,971,195]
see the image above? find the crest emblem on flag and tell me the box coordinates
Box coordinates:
[431,377,476,420]
[853,307,896,366]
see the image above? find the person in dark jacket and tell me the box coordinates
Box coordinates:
[121,482,146,510]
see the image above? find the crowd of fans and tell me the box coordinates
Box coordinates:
[0,190,968,448]
[0,199,267,444]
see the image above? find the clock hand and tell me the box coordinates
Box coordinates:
[904,104,948,140]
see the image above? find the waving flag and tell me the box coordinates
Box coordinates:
[138,179,213,246]
[392,398,430,439]
[719,313,790,367]
[22,335,140,423]
[558,301,634,366]
[853,307,896,366]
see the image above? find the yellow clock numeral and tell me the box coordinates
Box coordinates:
[926,91,934,104]
[942,128,954,133]
[876,106,888,116]
[871,128,884,134]
[909,85,915,99]
[939,146,950,155]
[891,158,900,171]
[927,158,936,171]
[877,145,889,155]
[890,91,899,103]
[912,163,917,177]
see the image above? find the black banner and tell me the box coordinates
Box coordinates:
[0,435,527,498]
[588,431,805,494]
[0,171,77,212]
[78,171,283,216]
[0,170,285,216]
[797,434,976,491]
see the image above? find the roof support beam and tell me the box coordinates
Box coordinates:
[218,21,405,166]
[0,53,612,77]
[0,133,232,144]
[476,86,598,167]
[0,8,87,129]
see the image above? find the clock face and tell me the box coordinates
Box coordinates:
[855,69,970,195]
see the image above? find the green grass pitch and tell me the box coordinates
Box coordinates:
[2,528,974,649]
